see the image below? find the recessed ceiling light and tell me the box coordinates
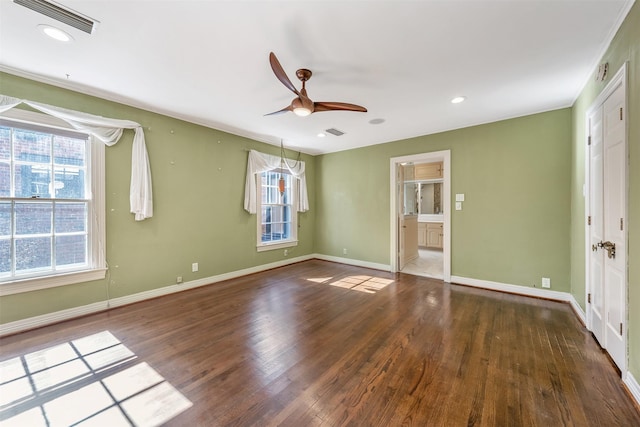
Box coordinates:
[451,96,466,104]
[38,24,73,42]
[317,133,326,138]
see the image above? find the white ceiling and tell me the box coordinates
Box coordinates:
[0,0,633,155]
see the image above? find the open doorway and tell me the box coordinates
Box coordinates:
[389,150,451,282]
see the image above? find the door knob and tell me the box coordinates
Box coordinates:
[601,241,616,259]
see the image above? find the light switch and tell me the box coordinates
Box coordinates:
[455,202,462,210]
[456,193,465,202]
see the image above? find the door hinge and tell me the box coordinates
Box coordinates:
[620,107,623,121]
[620,323,623,335]
[588,293,591,304]
[620,218,624,231]
[588,216,591,225]
[587,135,591,146]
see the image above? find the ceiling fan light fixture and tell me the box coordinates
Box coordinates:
[293,107,311,117]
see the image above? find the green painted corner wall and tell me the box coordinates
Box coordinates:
[315,109,572,291]
[0,72,316,323]
[571,1,640,379]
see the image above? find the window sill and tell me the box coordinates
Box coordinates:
[257,240,298,252]
[0,268,108,296]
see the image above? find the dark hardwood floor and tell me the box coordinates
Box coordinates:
[1,260,638,426]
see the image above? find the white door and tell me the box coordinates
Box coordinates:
[587,79,626,373]
[588,106,605,346]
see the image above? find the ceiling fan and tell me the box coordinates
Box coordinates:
[266,52,367,117]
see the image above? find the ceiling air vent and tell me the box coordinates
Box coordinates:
[325,128,345,137]
[14,0,96,34]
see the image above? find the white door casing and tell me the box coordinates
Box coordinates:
[389,150,451,282]
[398,165,406,270]
[586,63,627,374]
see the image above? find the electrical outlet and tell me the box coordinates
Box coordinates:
[542,277,551,288]
[192,262,198,272]
[284,249,288,256]
[176,276,183,284]
[343,248,348,255]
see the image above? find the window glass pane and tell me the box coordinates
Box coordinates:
[261,223,270,242]
[14,164,51,198]
[0,162,9,197]
[0,202,10,236]
[261,206,270,225]
[0,126,9,160]
[54,166,85,199]
[271,205,284,223]
[272,223,284,240]
[15,202,52,235]
[269,187,278,204]
[56,235,87,267]
[16,237,52,272]
[14,128,51,163]
[55,203,87,233]
[53,135,85,167]
[0,240,9,277]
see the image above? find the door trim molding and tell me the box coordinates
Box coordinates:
[389,150,451,282]
[584,61,628,373]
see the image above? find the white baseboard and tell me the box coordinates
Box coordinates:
[450,275,575,303]
[0,301,109,337]
[313,254,391,272]
[568,295,587,325]
[448,277,586,327]
[0,254,314,337]
[624,371,640,408]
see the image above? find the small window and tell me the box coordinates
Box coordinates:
[257,170,297,251]
[0,112,106,295]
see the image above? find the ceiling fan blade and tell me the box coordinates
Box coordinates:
[264,105,293,116]
[314,102,367,113]
[269,52,299,96]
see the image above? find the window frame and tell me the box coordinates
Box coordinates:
[0,109,106,296]
[256,169,298,252]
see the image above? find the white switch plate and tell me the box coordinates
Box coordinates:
[455,202,462,210]
[192,262,198,272]
[542,277,551,288]
[456,193,465,202]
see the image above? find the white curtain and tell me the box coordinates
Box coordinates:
[0,95,153,221]
[244,149,309,214]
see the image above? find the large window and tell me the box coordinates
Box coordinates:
[0,112,105,295]
[257,170,297,251]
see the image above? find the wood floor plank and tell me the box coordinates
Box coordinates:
[1,260,638,426]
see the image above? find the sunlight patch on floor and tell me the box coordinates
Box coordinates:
[306,277,333,284]
[0,331,192,426]
[307,275,394,294]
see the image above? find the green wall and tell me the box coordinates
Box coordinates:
[571,1,640,380]
[316,109,572,291]
[0,72,316,323]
